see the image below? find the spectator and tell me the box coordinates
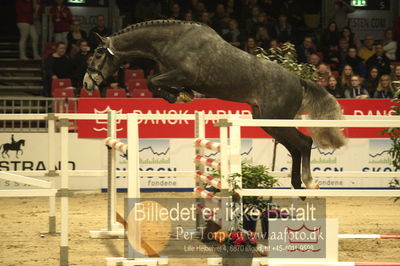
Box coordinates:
[134,0,162,22]
[340,64,354,89]
[245,6,261,36]
[338,38,349,65]
[326,75,344,98]
[200,11,212,27]
[323,44,341,71]
[243,37,257,55]
[211,4,226,34]
[272,14,292,43]
[391,64,400,82]
[328,0,355,30]
[321,21,340,48]
[280,0,304,29]
[382,29,397,61]
[16,0,41,60]
[343,47,366,78]
[192,1,207,21]
[259,0,280,20]
[358,34,375,62]
[71,40,91,89]
[255,25,270,49]
[184,11,193,21]
[67,20,87,57]
[308,53,321,67]
[317,63,331,81]
[340,26,361,49]
[88,15,112,50]
[317,76,329,88]
[222,19,243,48]
[373,74,393,98]
[366,43,391,76]
[269,38,279,49]
[344,74,369,99]
[50,0,73,44]
[168,2,182,20]
[296,36,316,63]
[363,66,380,96]
[44,42,72,97]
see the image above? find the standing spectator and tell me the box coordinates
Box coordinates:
[373,74,393,98]
[88,15,112,50]
[211,3,226,34]
[321,22,340,48]
[272,14,292,44]
[358,34,375,62]
[363,66,380,97]
[243,37,257,55]
[382,29,397,61]
[340,64,354,90]
[168,2,182,20]
[44,42,72,97]
[296,36,316,63]
[255,26,270,49]
[50,0,73,44]
[326,75,344,98]
[16,0,41,60]
[245,6,261,36]
[366,43,391,76]
[329,0,355,30]
[343,47,366,78]
[344,74,369,99]
[67,20,87,57]
[222,19,243,48]
[340,26,361,49]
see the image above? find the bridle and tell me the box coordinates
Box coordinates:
[86,47,113,87]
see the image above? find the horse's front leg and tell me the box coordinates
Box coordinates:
[16,150,19,159]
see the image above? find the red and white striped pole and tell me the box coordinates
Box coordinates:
[193,155,221,170]
[195,171,221,189]
[105,137,128,155]
[194,138,221,152]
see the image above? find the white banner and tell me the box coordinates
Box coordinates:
[0,133,396,191]
[348,10,392,40]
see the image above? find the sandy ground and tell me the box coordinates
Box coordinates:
[1,192,400,266]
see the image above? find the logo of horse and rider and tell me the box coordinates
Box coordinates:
[0,135,25,159]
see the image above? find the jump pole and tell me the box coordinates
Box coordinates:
[59,118,69,266]
[47,113,57,235]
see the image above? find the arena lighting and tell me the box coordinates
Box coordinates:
[351,0,367,6]
[68,0,86,3]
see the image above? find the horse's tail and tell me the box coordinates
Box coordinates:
[299,79,346,149]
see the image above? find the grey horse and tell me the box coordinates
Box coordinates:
[83,20,346,190]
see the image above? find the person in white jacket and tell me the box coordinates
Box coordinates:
[383,29,397,61]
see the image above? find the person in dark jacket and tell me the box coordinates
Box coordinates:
[366,43,391,75]
[88,15,111,50]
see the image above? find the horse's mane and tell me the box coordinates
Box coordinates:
[110,20,205,37]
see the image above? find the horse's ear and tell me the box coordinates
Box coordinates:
[94,32,106,44]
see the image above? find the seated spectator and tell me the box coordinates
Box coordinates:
[184,11,193,21]
[88,15,111,50]
[338,38,349,66]
[326,75,344,98]
[340,64,354,90]
[343,47,366,77]
[317,63,332,81]
[344,74,369,99]
[50,0,73,44]
[382,29,397,61]
[200,11,212,27]
[67,20,87,57]
[363,66,380,96]
[44,42,72,97]
[192,1,207,21]
[373,74,393,98]
[296,36,316,63]
[391,64,400,82]
[323,44,341,71]
[308,53,321,67]
[321,22,340,48]
[255,25,270,49]
[269,38,279,49]
[358,34,375,62]
[366,43,391,75]
[245,6,261,36]
[340,26,361,49]
[272,14,292,44]
[222,19,244,48]
[211,4,226,33]
[168,2,182,20]
[71,40,91,89]
[317,76,328,88]
[243,37,257,55]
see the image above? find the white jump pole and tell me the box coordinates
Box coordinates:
[59,118,69,266]
[195,111,206,231]
[47,114,57,235]
[108,110,118,231]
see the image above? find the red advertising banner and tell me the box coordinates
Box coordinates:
[77,98,395,139]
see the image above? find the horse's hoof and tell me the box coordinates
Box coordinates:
[176,92,193,103]
[308,184,320,189]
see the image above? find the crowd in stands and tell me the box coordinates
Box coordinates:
[15,0,400,99]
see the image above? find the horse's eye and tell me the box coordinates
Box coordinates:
[95,53,102,59]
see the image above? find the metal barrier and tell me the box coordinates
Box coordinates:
[0,97,79,132]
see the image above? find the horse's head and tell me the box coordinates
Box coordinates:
[84,33,119,91]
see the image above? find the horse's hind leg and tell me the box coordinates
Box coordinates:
[263,127,318,189]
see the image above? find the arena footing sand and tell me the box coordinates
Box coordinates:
[1,192,399,265]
